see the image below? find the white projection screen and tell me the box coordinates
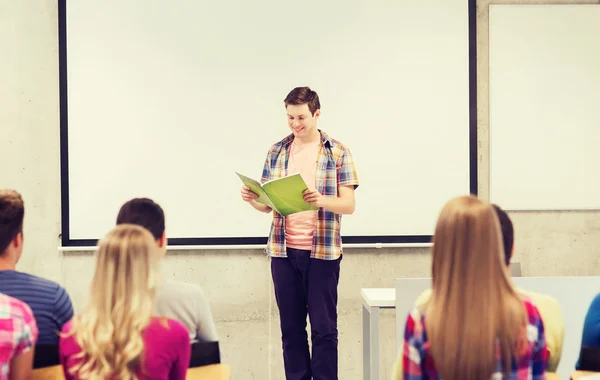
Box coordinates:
[59,0,476,247]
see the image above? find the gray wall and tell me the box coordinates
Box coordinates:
[2,0,599,379]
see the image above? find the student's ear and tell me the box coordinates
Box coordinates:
[13,232,24,263]
[510,244,515,261]
[14,232,24,249]
[314,109,321,119]
[157,232,168,256]
[157,231,167,248]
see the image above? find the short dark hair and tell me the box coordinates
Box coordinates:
[284,86,320,115]
[116,198,165,240]
[0,190,25,255]
[492,204,514,266]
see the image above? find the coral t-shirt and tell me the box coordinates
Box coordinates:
[285,139,320,250]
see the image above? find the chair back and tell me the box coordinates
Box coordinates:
[578,346,600,372]
[189,341,220,368]
[33,344,60,369]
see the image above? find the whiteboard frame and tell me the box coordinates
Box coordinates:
[57,0,478,248]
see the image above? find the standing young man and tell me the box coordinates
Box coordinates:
[241,87,359,380]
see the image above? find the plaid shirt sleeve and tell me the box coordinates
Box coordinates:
[337,147,359,189]
[402,309,425,380]
[261,151,271,184]
[526,300,548,379]
[13,299,38,356]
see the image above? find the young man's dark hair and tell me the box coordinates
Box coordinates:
[284,86,321,116]
[116,198,165,240]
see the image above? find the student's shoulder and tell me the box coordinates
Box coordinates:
[328,137,350,151]
[60,318,74,333]
[518,288,561,313]
[324,134,354,164]
[148,317,190,343]
[10,271,66,293]
[58,318,83,356]
[158,279,206,299]
[577,292,600,318]
[518,295,546,326]
[0,293,33,319]
[267,134,294,154]
[414,289,432,308]
[589,293,600,308]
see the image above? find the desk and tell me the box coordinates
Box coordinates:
[31,365,64,380]
[361,288,396,380]
[186,364,231,380]
[32,365,229,380]
[571,371,600,380]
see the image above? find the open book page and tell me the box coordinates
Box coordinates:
[235,173,275,210]
[261,173,318,216]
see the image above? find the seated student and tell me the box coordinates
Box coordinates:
[59,225,191,380]
[116,198,218,343]
[0,293,38,380]
[0,190,73,345]
[392,204,564,378]
[396,196,547,380]
[576,295,600,370]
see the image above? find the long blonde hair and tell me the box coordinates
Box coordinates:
[67,224,160,379]
[424,196,526,379]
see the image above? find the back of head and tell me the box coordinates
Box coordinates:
[68,224,159,379]
[116,198,165,240]
[284,86,320,115]
[492,204,514,266]
[0,190,24,255]
[425,196,525,379]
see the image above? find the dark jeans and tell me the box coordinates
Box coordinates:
[271,248,342,380]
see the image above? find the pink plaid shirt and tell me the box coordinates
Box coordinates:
[0,293,38,379]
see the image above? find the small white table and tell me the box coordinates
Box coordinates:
[361,288,396,380]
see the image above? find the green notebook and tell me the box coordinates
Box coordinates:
[236,172,319,216]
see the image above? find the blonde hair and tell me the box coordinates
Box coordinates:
[66,224,160,379]
[424,196,526,380]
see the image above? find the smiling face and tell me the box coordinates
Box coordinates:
[287,103,321,143]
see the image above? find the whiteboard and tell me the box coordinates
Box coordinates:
[59,0,474,246]
[489,5,600,211]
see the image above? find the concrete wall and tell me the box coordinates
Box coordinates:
[2,0,599,378]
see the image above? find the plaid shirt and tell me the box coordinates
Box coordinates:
[402,297,548,380]
[261,130,359,260]
[0,294,38,379]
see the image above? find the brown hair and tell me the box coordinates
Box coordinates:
[0,190,25,254]
[492,204,514,266]
[116,198,165,240]
[284,86,320,115]
[424,196,526,379]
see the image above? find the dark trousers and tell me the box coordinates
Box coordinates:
[271,248,341,380]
